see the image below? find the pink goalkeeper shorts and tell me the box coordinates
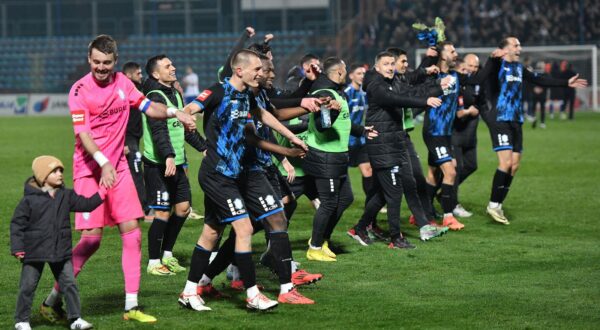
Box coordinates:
[74,167,144,230]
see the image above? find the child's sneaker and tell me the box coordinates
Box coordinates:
[70,317,93,330]
[15,322,31,330]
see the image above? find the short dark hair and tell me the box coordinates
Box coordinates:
[248,43,272,57]
[386,47,407,57]
[499,36,518,49]
[145,54,168,78]
[374,51,395,64]
[323,57,344,75]
[349,63,365,74]
[122,62,140,74]
[88,34,118,57]
[300,53,319,66]
[230,49,260,71]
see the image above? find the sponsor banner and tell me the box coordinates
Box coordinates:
[28,94,70,116]
[0,94,70,116]
[0,95,28,115]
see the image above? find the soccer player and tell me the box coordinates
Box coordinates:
[178,49,307,311]
[42,34,196,323]
[181,66,199,105]
[344,64,381,228]
[122,62,148,219]
[286,53,321,89]
[353,52,446,249]
[484,37,587,224]
[420,41,503,230]
[141,54,207,276]
[451,53,486,217]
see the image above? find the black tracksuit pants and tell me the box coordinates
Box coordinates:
[310,175,353,247]
[357,167,403,238]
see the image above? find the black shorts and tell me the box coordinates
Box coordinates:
[489,121,523,153]
[199,165,283,226]
[288,175,319,201]
[348,144,369,167]
[265,165,293,200]
[423,134,454,166]
[144,163,191,210]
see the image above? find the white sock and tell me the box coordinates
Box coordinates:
[162,251,173,259]
[184,280,198,295]
[198,274,212,286]
[230,265,240,281]
[45,287,61,306]
[148,259,161,267]
[309,245,322,250]
[125,293,138,311]
[443,213,453,218]
[489,202,500,209]
[291,261,298,273]
[279,282,294,294]
[247,285,260,299]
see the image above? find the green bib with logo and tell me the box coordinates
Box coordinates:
[142,90,186,165]
[306,89,351,153]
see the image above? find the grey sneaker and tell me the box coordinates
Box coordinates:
[453,204,473,218]
[486,206,510,225]
[419,224,449,241]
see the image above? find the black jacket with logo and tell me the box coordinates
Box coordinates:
[10,178,104,263]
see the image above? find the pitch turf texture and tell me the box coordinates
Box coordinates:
[1,114,599,329]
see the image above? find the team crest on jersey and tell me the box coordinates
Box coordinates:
[198,90,212,101]
[71,110,85,125]
[118,88,125,100]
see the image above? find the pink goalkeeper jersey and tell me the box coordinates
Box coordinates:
[69,72,151,179]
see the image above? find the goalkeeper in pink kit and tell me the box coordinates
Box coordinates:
[41,35,196,324]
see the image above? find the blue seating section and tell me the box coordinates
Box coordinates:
[0,31,310,93]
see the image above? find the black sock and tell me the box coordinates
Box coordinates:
[500,174,514,203]
[187,244,212,283]
[490,169,510,203]
[205,233,236,279]
[362,176,375,199]
[284,199,298,222]
[426,183,437,206]
[268,232,293,284]
[440,183,457,214]
[147,217,168,259]
[162,214,186,253]
[234,252,256,289]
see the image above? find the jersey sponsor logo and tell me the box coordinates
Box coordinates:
[230,109,248,119]
[71,110,85,125]
[98,105,127,120]
[506,75,522,82]
[198,90,212,101]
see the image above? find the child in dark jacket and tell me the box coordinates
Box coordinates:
[11,156,106,330]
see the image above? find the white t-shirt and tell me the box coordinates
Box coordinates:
[182,72,200,97]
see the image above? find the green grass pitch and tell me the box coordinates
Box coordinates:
[1,113,599,329]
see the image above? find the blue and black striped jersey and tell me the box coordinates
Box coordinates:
[196,79,254,178]
[424,71,460,137]
[345,84,367,147]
